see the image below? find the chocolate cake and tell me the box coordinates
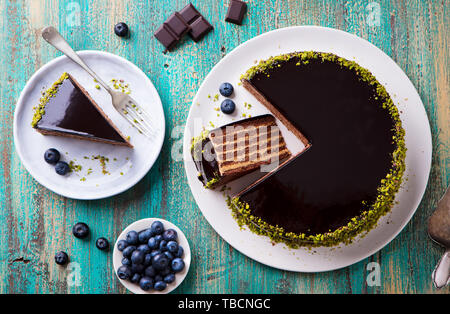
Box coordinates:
[32,73,132,147]
[191,114,302,189]
[227,51,406,247]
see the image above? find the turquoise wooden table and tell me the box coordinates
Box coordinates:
[0,0,448,294]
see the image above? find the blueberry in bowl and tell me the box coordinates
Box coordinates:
[113,218,190,294]
[44,148,60,165]
[220,99,236,114]
[55,161,70,175]
[219,82,234,97]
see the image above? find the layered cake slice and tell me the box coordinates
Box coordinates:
[191,114,297,189]
[31,72,132,147]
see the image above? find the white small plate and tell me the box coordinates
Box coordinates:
[183,26,432,272]
[13,50,165,200]
[113,218,191,294]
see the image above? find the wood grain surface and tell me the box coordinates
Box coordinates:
[0,0,448,294]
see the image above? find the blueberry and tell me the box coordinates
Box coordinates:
[72,222,89,239]
[54,251,69,265]
[138,229,153,243]
[143,254,152,266]
[150,250,161,258]
[220,99,236,114]
[139,276,154,291]
[166,241,178,253]
[126,230,139,245]
[219,82,234,97]
[44,148,60,165]
[154,275,163,282]
[96,237,109,251]
[131,250,145,264]
[159,267,171,277]
[171,258,185,273]
[55,161,70,175]
[175,245,184,258]
[117,265,132,280]
[164,273,176,284]
[144,265,156,278]
[154,234,163,242]
[159,240,167,251]
[122,245,136,258]
[164,251,174,261]
[162,229,177,242]
[131,273,141,284]
[154,281,167,291]
[152,253,169,270]
[151,221,164,235]
[121,257,131,266]
[137,244,151,254]
[117,240,128,251]
[148,237,159,249]
[130,263,145,275]
[114,22,129,37]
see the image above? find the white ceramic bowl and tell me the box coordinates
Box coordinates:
[113,218,191,294]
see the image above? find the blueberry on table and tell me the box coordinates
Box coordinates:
[175,245,184,258]
[121,257,131,266]
[138,229,153,243]
[164,273,176,284]
[44,148,60,165]
[130,273,141,284]
[131,250,145,264]
[152,253,169,270]
[139,276,154,291]
[221,99,236,114]
[122,245,136,258]
[114,22,129,37]
[151,221,164,235]
[144,265,156,278]
[117,265,132,280]
[166,241,178,253]
[162,229,177,242]
[171,258,185,273]
[219,82,234,97]
[96,237,109,250]
[117,240,128,251]
[54,251,69,265]
[154,281,167,291]
[55,161,70,175]
[137,244,151,254]
[72,222,89,239]
[126,230,139,245]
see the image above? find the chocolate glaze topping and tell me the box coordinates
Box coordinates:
[239,55,396,235]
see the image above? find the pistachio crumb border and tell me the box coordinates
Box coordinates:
[230,51,407,248]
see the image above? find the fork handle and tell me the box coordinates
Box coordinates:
[41,26,112,93]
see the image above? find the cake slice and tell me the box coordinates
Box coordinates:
[31,72,132,147]
[191,114,293,189]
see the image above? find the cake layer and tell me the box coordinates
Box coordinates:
[231,52,405,247]
[191,114,294,189]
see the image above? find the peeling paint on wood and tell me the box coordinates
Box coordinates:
[0,0,448,294]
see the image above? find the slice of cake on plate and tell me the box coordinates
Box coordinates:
[31,72,132,147]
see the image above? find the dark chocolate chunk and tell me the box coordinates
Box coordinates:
[179,3,201,24]
[225,0,247,25]
[154,24,179,51]
[164,12,190,37]
[189,16,213,42]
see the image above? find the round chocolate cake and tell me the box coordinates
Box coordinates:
[228,51,406,247]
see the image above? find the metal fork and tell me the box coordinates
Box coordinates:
[41,26,152,137]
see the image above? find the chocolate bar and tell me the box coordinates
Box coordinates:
[179,3,201,24]
[189,16,213,42]
[164,12,190,38]
[154,24,179,51]
[225,0,247,25]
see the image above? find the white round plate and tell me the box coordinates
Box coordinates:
[183,26,432,272]
[113,218,191,294]
[14,50,165,200]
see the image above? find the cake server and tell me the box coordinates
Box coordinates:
[428,185,450,289]
[41,26,152,138]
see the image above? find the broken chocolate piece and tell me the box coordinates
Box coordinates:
[154,24,179,51]
[189,16,213,42]
[179,3,201,24]
[164,12,190,37]
[225,0,247,25]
